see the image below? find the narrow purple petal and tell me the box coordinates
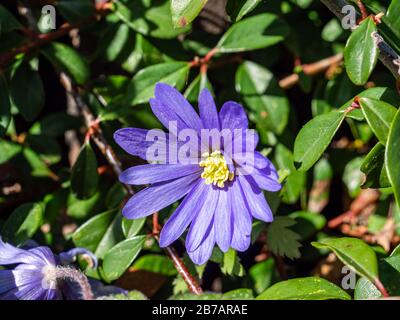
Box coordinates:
[219,101,248,130]
[120,164,201,185]
[154,83,202,131]
[27,247,56,267]
[237,175,273,222]
[186,186,219,253]
[230,181,252,236]
[198,89,219,130]
[114,128,167,161]
[0,268,46,300]
[188,224,215,265]
[159,180,209,247]
[59,248,98,268]
[149,98,190,132]
[250,167,281,192]
[122,172,200,219]
[214,188,232,252]
[231,227,251,252]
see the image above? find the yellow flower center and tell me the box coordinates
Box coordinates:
[199,150,235,188]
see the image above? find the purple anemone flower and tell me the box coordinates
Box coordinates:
[0,238,97,300]
[114,83,281,265]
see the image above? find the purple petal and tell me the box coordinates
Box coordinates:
[231,228,251,252]
[120,164,201,185]
[186,186,219,253]
[237,175,273,222]
[149,98,190,132]
[27,247,56,267]
[114,128,167,161]
[122,172,200,219]
[0,238,44,267]
[198,89,220,130]
[0,268,46,300]
[159,180,209,247]
[154,83,202,131]
[219,101,248,130]
[230,181,252,236]
[188,224,215,265]
[250,167,281,192]
[59,248,98,269]
[214,188,232,252]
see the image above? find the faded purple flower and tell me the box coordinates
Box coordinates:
[0,238,97,300]
[114,83,281,265]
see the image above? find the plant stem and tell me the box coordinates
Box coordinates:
[374,277,390,297]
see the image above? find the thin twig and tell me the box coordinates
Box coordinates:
[279,53,343,89]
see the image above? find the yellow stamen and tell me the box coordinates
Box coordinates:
[199,151,234,188]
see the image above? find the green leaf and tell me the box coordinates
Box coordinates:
[386,108,400,208]
[236,61,289,134]
[102,235,146,281]
[10,62,45,122]
[29,113,81,137]
[71,141,99,200]
[275,144,306,204]
[322,18,344,42]
[248,258,277,294]
[171,0,207,28]
[23,147,52,178]
[0,5,22,34]
[41,42,90,84]
[2,203,43,245]
[217,13,289,53]
[294,111,346,171]
[101,290,147,300]
[0,139,21,164]
[122,217,146,238]
[290,211,327,240]
[343,157,364,198]
[386,0,400,39]
[25,134,61,165]
[0,73,11,136]
[226,0,262,22]
[184,72,213,103]
[57,0,95,23]
[257,277,350,300]
[339,87,399,121]
[72,209,124,259]
[312,237,379,282]
[123,62,189,106]
[114,0,190,39]
[133,254,178,277]
[359,98,397,144]
[221,248,245,276]
[360,143,391,188]
[344,17,379,85]
[267,216,302,259]
[222,289,254,300]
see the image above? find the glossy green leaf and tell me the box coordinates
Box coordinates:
[72,209,124,259]
[2,203,43,245]
[359,97,397,144]
[133,254,178,277]
[0,139,21,164]
[171,0,207,28]
[184,72,213,103]
[386,0,400,39]
[294,111,346,171]
[222,289,254,300]
[386,108,400,208]
[0,74,11,136]
[71,142,99,200]
[290,211,327,240]
[312,237,379,282]
[248,258,277,294]
[217,13,289,53]
[344,17,379,85]
[360,143,391,188]
[226,0,262,22]
[41,42,90,84]
[236,61,289,134]
[343,157,364,198]
[102,235,146,281]
[114,0,190,39]
[257,277,351,300]
[122,217,146,238]
[123,62,189,105]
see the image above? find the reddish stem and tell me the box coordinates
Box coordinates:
[374,278,390,297]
